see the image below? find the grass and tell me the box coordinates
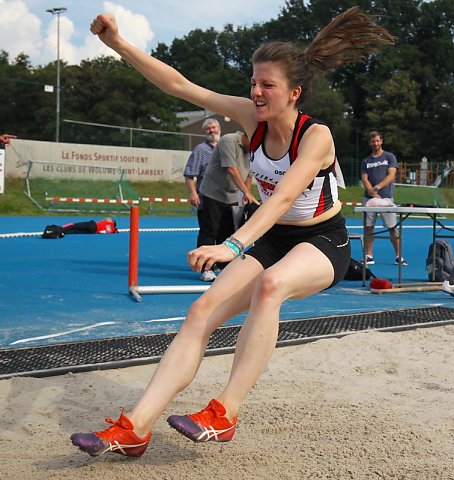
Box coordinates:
[1,178,453,218]
[0,178,194,217]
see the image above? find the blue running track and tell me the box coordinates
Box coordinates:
[1,215,453,349]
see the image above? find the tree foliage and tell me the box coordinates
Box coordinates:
[0,0,452,166]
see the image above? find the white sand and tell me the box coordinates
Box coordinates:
[1,325,453,480]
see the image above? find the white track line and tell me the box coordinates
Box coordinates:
[0,227,200,238]
[9,317,186,345]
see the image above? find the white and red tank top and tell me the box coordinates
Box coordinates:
[249,112,338,222]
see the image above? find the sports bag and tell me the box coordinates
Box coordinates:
[42,225,65,239]
[344,257,375,281]
[426,240,454,281]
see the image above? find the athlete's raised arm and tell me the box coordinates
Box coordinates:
[90,14,256,135]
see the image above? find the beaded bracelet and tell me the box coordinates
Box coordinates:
[223,236,245,259]
[223,240,240,258]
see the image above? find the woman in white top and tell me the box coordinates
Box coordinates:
[71,7,395,457]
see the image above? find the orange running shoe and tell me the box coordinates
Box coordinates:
[167,399,237,443]
[70,410,151,457]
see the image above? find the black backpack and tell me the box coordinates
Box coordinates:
[344,257,375,281]
[42,225,65,239]
[426,240,454,281]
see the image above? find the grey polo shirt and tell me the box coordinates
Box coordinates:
[200,132,251,204]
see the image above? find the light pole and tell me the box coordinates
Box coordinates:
[46,7,67,143]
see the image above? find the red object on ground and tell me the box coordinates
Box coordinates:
[369,278,393,290]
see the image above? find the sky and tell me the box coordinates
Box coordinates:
[0,0,286,66]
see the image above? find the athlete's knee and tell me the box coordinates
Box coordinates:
[255,270,283,301]
[186,296,209,322]
[183,295,216,335]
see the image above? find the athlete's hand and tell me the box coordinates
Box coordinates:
[188,244,235,272]
[90,14,121,49]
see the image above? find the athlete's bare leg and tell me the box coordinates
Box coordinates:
[217,243,334,420]
[129,256,264,435]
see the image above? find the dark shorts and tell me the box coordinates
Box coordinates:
[245,212,351,288]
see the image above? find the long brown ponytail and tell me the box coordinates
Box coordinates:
[252,7,396,107]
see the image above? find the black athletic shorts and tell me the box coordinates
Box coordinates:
[245,212,350,288]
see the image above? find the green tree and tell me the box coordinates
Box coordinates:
[413,0,454,162]
[365,71,420,160]
[304,77,352,159]
[61,56,180,147]
[0,52,57,140]
[155,28,250,112]
[217,24,266,78]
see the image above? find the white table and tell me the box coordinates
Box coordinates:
[354,206,454,284]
